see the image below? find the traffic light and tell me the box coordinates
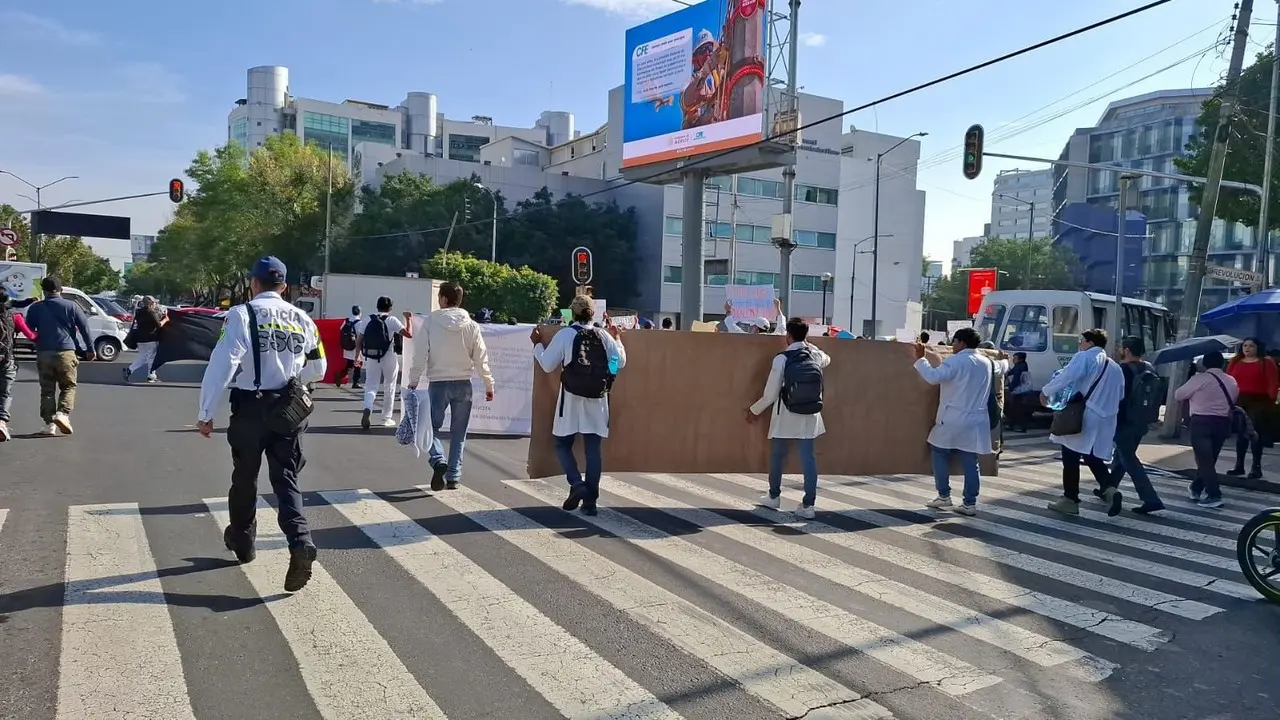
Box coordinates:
[464,197,472,221]
[168,178,185,203]
[572,246,593,285]
[962,124,984,180]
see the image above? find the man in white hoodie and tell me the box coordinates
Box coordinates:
[406,281,494,491]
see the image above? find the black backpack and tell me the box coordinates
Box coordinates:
[362,314,391,359]
[0,307,13,363]
[1126,361,1162,427]
[340,319,358,352]
[778,347,824,415]
[986,359,1001,430]
[560,327,614,399]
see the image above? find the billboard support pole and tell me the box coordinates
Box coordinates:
[774,0,801,318]
[681,170,706,329]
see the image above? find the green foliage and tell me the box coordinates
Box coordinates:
[0,204,119,293]
[1174,48,1278,230]
[423,251,557,323]
[923,236,1076,323]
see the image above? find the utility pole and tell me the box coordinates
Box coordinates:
[322,142,333,319]
[679,170,706,328]
[1109,174,1139,348]
[1257,0,1280,289]
[773,0,801,318]
[1163,0,1255,437]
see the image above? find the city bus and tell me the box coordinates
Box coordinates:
[973,290,1173,392]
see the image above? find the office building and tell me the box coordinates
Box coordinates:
[1052,88,1268,311]
[226,66,577,170]
[990,168,1053,239]
[952,235,985,269]
[131,234,157,263]
[922,260,943,296]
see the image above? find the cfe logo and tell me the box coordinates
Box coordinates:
[634,44,648,58]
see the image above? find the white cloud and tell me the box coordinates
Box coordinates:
[560,0,679,19]
[3,11,102,46]
[800,32,827,48]
[0,74,46,97]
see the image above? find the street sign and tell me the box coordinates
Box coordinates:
[1206,264,1263,286]
[0,228,17,247]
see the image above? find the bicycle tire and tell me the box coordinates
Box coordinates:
[1236,507,1280,604]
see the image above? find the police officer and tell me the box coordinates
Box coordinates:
[197,256,327,592]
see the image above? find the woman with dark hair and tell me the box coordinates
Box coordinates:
[1226,337,1277,478]
[1174,351,1237,508]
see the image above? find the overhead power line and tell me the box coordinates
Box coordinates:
[339,0,1177,242]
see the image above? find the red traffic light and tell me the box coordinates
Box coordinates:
[571,247,593,284]
[168,178,185,203]
[576,252,588,263]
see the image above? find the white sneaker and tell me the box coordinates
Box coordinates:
[53,413,73,435]
[952,503,977,517]
[794,505,816,520]
[0,420,10,442]
[757,494,781,510]
[926,496,953,509]
[381,418,397,428]
[1187,484,1202,502]
[41,423,59,436]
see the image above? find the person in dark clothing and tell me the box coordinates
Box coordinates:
[23,276,94,436]
[0,289,37,441]
[124,296,167,383]
[1102,336,1164,513]
[1003,352,1033,432]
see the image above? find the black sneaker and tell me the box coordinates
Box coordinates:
[562,484,586,511]
[1103,487,1123,517]
[284,544,317,593]
[430,463,447,492]
[445,480,460,490]
[581,503,598,516]
[222,524,256,564]
[361,409,371,430]
[1092,487,1106,500]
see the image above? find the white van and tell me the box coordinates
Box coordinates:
[974,290,1173,392]
[14,285,131,362]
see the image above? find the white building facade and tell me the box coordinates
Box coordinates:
[952,235,985,269]
[989,168,1053,239]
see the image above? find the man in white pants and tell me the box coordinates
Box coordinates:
[124,296,167,384]
[355,295,413,430]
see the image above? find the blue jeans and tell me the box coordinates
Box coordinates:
[555,433,602,503]
[767,437,818,508]
[427,380,473,482]
[930,444,980,506]
[1110,426,1161,505]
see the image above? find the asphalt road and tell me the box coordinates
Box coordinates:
[1,362,1278,720]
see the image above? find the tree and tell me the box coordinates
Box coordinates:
[1174,47,1278,230]
[423,251,557,323]
[0,204,119,293]
[922,236,1075,322]
[334,171,470,276]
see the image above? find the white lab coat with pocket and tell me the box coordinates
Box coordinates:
[914,348,1009,455]
[750,341,831,439]
[1041,345,1124,460]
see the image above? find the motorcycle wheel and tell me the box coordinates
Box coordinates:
[1237,507,1280,604]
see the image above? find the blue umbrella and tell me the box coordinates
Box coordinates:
[1199,287,1280,346]
[1149,334,1240,366]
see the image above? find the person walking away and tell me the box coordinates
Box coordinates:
[334,305,364,389]
[748,317,831,519]
[1041,329,1125,517]
[913,328,1008,516]
[197,256,327,592]
[1174,351,1237,508]
[23,276,95,436]
[355,297,413,429]
[531,295,624,516]
[1103,336,1165,513]
[1003,352,1035,432]
[1226,337,1276,479]
[405,281,495,491]
[0,290,34,441]
[124,296,167,383]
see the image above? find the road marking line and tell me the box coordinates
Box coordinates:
[430,486,899,719]
[203,497,443,719]
[321,489,684,720]
[642,473,1166,652]
[57,504,197,720]
[604,476,1115,681]
[0,508,7,535]
[803,478,1257,603]
[709,474,1225,619]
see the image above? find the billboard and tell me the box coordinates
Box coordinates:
[622,0,768,169]
[967,269,998,315]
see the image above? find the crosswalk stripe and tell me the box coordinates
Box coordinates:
[1122,473,1277,518]
[506,478,1008,694]
[428,486,898,719]
[203,498,444,719]
[0,508,7,534]
[58,504,197,720]
[320,489,684,720]
[709,473,1225,619]
[811,477,1258,602]
[642,473,1168,652]
[602,476,1117,681]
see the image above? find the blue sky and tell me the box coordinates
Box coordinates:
[0,0,1244,262]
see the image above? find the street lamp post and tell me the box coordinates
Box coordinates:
[995,192,1036,287]
[820,272,832,324]
[0,171,78,259]
[849,233,892,330]
[474,182,498,263]
[870,132,927,337]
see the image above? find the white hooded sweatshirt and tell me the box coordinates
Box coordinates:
[408,307,495,392]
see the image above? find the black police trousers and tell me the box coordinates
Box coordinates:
[225,388,312,550]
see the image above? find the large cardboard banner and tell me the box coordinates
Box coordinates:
[401,318,534,436]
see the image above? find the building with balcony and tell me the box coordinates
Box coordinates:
[990,168,1053,239]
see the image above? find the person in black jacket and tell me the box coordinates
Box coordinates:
[1104,336,1164,513]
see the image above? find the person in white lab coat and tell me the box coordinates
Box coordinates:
[913,327,1009,516]
[531,294,625,516]
[723,298,785,334]
[747,317,830,519]
[355,296,413,429]
[1040,328,1126,516]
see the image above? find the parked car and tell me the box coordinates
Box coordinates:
[91,295,133,324]
[14,286,131,361]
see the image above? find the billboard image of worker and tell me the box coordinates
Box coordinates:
[622,0,768,169]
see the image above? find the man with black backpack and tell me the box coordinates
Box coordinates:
[355,296,413,430]
[531,294,625,516]
[1103,336,1164,513]
[334,305,364,390]
[746,317,830,520]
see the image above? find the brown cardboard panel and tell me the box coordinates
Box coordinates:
[526,326,1000,479]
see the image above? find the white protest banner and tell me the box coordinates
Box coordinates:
[408,322,534,436]
[946,320,972,336]
[611,314,638,330]
[725,284,774,320]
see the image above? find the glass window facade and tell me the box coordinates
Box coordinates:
[448,134,490,162]
[795,184,838,205]
[302,112,350,161]
[791,274,834,292]
[664,216,683,236]
[351,119,397,147]
[513,148,541,167]
[230,117,248,148]
[793,229,836,250]
[737,177,784,198]
[663,266,683,284]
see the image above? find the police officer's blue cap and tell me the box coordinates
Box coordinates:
[249,256,287,284]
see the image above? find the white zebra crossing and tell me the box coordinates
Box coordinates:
[0,508,7,534]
